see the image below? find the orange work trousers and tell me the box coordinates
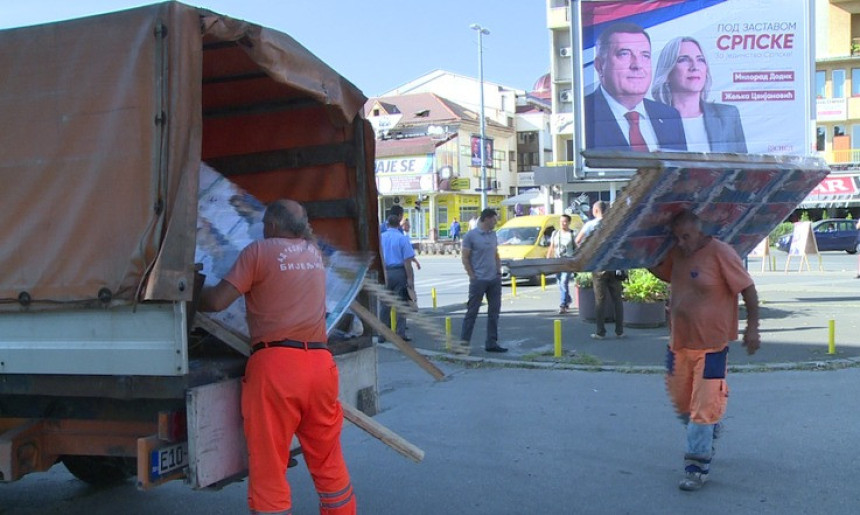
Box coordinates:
[665,345,729,425]
[242,347,356,514]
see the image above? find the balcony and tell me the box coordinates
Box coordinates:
[824,148,860,168]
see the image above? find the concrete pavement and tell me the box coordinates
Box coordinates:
[400,264,860,371]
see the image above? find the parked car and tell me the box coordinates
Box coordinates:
[497,214,583,284]
[776,218,859,254]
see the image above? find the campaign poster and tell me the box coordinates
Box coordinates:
[579,0,812,156]
[470,135,494,168]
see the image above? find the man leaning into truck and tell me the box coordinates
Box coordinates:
[199,199,356,515]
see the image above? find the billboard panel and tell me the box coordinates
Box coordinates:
[470,135,494,168]
[579,0,812,156]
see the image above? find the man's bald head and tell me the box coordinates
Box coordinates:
[263,199,313,239]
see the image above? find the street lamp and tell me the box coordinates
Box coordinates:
[470,23,490,210]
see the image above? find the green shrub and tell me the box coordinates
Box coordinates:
[768,221,794,246]
[622,269,668,303]
[573,271,592,288]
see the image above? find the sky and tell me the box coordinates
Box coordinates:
[0,0,551,98]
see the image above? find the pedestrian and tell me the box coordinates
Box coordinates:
[380,204,404,235]
[381,213,418,341]
[199,199,356,514]
[575,201,625,339]
[650,210,760,491]
[459,208,507,353]
[468,216,478,231]
[450,218,461,243]
[546,213,576,314]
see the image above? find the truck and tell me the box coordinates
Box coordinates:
[0,2,382,489]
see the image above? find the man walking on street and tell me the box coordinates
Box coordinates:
[651,210,760,492]
[547,214,577,314]
[460,208,507,353]
[575,201,625,339]
[381,214,418,341]
[199,199,356,514]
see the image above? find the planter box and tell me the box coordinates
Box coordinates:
[575,286,615,322]
[623,300,667,328]
[576,286,595,321]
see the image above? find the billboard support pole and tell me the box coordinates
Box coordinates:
[572,0,585,179]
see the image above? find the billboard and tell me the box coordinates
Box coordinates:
[579,0,813,156]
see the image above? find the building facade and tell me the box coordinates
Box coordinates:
[807,0,860,216]
[369,71,553,240]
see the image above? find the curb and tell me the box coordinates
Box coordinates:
[378,342,860,374]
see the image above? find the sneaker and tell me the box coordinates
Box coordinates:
[678,471,708,491]
[616,333,626,339]
[590,333,605,340]
[557,306,568,314]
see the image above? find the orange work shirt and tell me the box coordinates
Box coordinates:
[653,238,753,351]
[224,238,328,345]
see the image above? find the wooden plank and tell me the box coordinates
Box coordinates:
[341,402,424,463]
[193,313,251,357]
[348,300,446,381]
[186,378,247,489]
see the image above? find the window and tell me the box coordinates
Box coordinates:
[835,126,846,137]
[833,69,846,98]
[816,71,826,98]
[852,124,860,149]
[853,69,860,96]
[816,127,825,151]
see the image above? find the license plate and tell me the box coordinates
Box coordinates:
[149,442,188,482]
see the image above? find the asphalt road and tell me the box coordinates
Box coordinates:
[3,251,860,513]
[4,347,859,514]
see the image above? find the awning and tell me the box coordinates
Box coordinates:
[500,189,544,206]
[798,174,860,208]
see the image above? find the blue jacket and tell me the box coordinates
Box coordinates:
[584,90,687,152]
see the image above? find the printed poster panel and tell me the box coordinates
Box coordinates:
[470,135,494,168]
[787,221,818,256]
[579,0,812,156]
[195,163,372,340]
[573,153,829,272]
[748,237,769,258]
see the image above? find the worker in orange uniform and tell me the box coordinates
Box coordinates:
[200,199,356,514]
[651,210,760,492]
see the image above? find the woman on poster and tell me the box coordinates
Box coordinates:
[652,36,747,154]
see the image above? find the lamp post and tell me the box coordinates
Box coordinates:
[470,23,490,210]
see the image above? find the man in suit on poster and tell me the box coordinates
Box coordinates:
[585,22,687,152]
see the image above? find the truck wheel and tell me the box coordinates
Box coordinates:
[61,455,135,486]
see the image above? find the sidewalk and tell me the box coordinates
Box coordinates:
[401,268,860,371]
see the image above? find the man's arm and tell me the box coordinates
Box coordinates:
[198,280,242,313]
[461,248,475,281]
[574,228,587,246]
[546,235,556,258]
[740,284,760,355]
[404,256,416,287]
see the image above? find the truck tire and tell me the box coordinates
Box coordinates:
[61,456,136,486]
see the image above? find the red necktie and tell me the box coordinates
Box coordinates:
[624,111,649,152]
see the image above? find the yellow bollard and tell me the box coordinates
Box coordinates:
[541,274,546,291]
[390,306,397,333]
[828,319,836,355]
[511,277,517,297]
[554,319,562,358]
[431,287,437,310]
[445,317,452,350]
